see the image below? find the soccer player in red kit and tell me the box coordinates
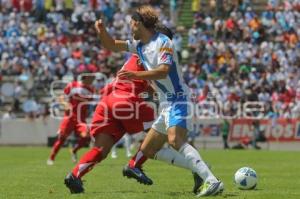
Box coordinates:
[47,75,95,165]
[64,54,155,193]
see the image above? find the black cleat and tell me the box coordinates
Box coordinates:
[64,173,84,194]
[122,165,153,185]
[192,172,204,194]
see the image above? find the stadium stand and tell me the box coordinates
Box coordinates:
[0,0,300,121]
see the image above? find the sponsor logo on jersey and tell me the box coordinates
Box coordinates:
[159,47,173,54]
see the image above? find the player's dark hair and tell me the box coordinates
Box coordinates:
[133,5,158,29]
[155,23,173,40]
[132,12,144,24]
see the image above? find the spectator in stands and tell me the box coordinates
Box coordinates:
[0,0,172,117]
[0,0,299,122]
[173,27,183,62]
[2,106,16,120]
[186,0,300,119]
[13,81,22,112]
[192,0,201,13]
[170,0,179,26]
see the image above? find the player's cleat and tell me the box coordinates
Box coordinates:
[70,149,78,163]
[47,159,54,166]
[192,172,204,194]
[64,173,84,194]
[197,180,224,197]
[192,161,212,194]
[122,165,153,185]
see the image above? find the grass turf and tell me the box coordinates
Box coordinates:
[0,147,299,199]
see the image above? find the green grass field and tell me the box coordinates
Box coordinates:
[0,147,299,199]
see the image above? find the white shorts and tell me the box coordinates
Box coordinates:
[151,100,193,135]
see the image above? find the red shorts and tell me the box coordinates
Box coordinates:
[90,91,155,142]
[59,116,89,138]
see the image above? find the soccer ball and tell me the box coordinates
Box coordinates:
[234,167,257,190]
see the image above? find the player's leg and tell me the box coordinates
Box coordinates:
[124,134,132,157]
[124,113,203,190]
[71,124,90,162]
[167,126,223,195]
[127,127,167,168]
[65,133,116,194]
[70,134,90,163]
[72,133,115,178]
[125,126,204,192]
[47,131,68,165]
[167,126,213,178]
[123,127,166,185]
[47,118,73,165]
[121,101,160,184]
[125,102,157,169]
[110,144,118,158]
[65,99,122,194]
[165,101,223,196]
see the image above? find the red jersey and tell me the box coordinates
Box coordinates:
[91,55,154,141]
[64,81,95,121]
[101,55,149,96]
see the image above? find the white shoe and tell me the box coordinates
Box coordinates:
[111,151,117,159]
[126,152,132,158]
[47,159,54,166]
[197,181,224,197]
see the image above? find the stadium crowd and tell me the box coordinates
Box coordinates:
[185,0,300,118]
[0,0,174,117]
[0,0,299,119]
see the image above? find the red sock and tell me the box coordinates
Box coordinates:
[73,137,90,154]
[72,147,102,178]
[128,150,148,168]
[50,138,65,160]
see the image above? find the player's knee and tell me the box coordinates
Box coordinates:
[168,136,184,151]
[93,145,110,160]
[168,140,178,150]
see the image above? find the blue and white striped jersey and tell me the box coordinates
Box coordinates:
[127,33,189,102]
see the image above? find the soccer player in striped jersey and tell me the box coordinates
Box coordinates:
[94,5,223,196]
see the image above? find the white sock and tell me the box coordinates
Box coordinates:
[111,145,117,155]
[124,134,132,156]
[154,146,191,169]
[179,143,218,183]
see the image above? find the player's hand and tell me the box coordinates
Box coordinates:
[95,19,104,33]
[117,70,137,80]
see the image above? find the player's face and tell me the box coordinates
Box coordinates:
[130,19,141,40]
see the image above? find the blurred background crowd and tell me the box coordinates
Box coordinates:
[0,0,299,120]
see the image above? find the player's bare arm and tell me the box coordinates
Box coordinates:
[95,19,127,52]
[117,64,170,80]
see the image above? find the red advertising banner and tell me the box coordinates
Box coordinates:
[229,118,300,142]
